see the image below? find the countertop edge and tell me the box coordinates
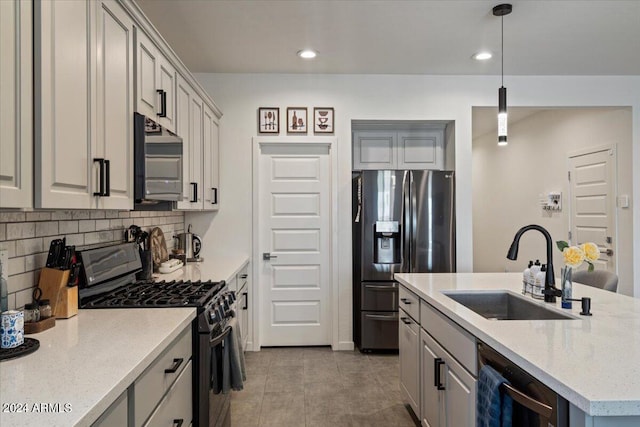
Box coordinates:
[395,274,638,417]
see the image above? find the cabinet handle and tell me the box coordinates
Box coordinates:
[191,182,198,203]
[400,317,412,325]
[242,291,248,310]
[400,298,412,304]
[211,187,218,204]
[239,274,248,279]
[172,419,184,427]
[434,358,445,390]
[164,357,184,374]
[104,159,111,197]
[93,158,106,196]
[157,89,167,117]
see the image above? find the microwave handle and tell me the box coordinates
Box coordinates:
[191,182,198,203]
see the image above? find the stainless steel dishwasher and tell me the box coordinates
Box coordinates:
[478,342,569,427]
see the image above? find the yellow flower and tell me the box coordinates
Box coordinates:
[581,242,599,262]
[563,246,585,267]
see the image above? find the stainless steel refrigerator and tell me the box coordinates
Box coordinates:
[352,170,456,351]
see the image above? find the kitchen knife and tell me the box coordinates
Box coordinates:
[45,239,63,268]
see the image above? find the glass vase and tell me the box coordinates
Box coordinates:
[561,266,573,309]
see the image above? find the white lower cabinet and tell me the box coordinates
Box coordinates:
[134,328,192,426]
[420,328,476,427]
[398,285,476,427]
[92,390,128,427]
[399,308,420,418]
[144,360,192,427]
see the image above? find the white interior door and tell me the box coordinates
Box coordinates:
[258,142,331,346]
[568,148,616,272]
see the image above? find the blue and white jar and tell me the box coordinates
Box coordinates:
[1,310,25,349]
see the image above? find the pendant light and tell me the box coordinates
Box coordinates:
[493,3,512,146]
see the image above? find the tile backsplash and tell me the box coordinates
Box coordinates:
[0,210,184,310]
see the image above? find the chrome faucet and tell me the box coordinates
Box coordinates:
[506,224,561,302]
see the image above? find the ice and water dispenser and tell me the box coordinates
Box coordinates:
[373,221,401,264]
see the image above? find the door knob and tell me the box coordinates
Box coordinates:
[263,252,278,260]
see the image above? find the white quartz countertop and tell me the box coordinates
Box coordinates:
[0,308,195,427]
[153,252,249,284]
[395,272,640,416]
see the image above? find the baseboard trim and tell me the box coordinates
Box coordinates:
[333,341,355,351]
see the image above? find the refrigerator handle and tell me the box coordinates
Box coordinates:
[410,170,417,271]
[402,171,411,272]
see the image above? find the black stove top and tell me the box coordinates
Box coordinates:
[81,279,224,309]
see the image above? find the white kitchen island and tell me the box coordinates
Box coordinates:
[396,272,640,426]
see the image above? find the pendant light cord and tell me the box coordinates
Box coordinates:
[501,15,504,87]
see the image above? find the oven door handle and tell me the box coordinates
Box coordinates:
[500,383,553,419]
[210,325,232,347]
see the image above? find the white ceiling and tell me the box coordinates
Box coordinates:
[135,0,640,75]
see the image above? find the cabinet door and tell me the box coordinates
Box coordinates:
[0,0,32,208]
[202,104,219,210]
[399,310,420,418]
[188,95,204,208]
[352,131,396,170]
[397,130,444,170]
[240,287,249,349]
[95,0,134,210]
[175,74,194,210]
[420,329,442,427]
[157,55,176,132]
[35,0,96,209]
[135,29,158,119]
[91,390,127,427]
[443,357,476,427]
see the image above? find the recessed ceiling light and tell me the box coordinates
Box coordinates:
[297,49,317,59]
[472,51,493,61]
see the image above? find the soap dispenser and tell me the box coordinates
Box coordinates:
[523,260,533,294]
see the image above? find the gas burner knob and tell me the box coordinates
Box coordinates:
[229,291,236,303]
[208,310,217,324]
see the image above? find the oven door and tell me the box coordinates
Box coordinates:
[207,325,232,427]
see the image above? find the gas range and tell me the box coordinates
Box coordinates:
[81,279,223,309]
[77,243,235,427]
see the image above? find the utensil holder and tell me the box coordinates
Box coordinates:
[38,268,78,319]
[137,249,153,280]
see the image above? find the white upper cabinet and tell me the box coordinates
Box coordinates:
[95,0,135,209]
[189,94,204,208]
[175,74,194,210]
[396,130,444,170]
[35,0,96,209]
[352,125,445,171]
[0,0,32,208]
[352,131,396,170]
[135,29,176,133]
[35,0,134,210]
[202,104,220,211]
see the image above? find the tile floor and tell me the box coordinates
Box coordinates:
[230,347,418,427]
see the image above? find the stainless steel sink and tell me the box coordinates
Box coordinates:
[442,291,576,320]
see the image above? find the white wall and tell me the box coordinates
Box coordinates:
[472,107,634,295]
[190,73,640,347]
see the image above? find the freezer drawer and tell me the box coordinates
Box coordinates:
[361,282,399,311]
[360,311,399,350]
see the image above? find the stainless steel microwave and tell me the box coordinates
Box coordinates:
[133,113,183,208]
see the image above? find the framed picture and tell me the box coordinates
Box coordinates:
[314,107,334,133]
[287,107,308,133]
[258,107,279,134]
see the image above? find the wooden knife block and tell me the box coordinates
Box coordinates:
[38,268,78,319]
